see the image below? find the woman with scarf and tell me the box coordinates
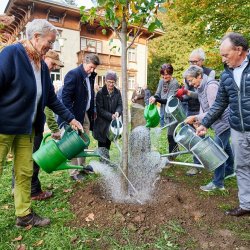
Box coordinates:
[0,19,82,228]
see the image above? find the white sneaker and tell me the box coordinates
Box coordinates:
[186,167,198,176]
[200,182,225,192]
[225,173,236,180]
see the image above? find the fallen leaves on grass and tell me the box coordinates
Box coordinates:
[32,240,44,247]
[85,213,95,222]
[12,235,22,241]
[63,189,73,193]
[16,244,26,250]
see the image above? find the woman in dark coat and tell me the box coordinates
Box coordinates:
[93,71,123,159]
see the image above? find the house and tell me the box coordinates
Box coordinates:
[1,0,163,95]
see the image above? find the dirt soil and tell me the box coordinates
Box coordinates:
[69,174,250,249]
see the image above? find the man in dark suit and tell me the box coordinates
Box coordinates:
[58,53,100,181]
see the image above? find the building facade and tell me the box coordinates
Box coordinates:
[1,0,163,95]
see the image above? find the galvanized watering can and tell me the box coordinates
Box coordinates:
[32,127,99,174]
[174,122,228,172]
[164,95,187,128]
[144,103,160,128]
[107,116,123,141]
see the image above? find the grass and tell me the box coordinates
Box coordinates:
[0,127,248,249]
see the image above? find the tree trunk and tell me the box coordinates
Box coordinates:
[120,13,129,195]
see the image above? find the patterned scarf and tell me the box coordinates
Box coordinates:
[20,40,42,70]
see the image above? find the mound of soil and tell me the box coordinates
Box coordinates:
[69,175,250,249]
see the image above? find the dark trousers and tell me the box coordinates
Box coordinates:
[98,140,111,150]
[31,133,43,196]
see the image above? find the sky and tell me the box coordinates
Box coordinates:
[0,0,94,14]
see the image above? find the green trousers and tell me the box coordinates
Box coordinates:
[0,133,34,217]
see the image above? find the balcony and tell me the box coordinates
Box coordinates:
[77,50,121,68]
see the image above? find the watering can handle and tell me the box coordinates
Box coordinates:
[40,133,52,148]
[165,95,175,114]
[173,122,185,143]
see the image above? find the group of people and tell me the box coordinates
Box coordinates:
[0,19,123,228]
[0,17,250,230]
[150,33,250,217]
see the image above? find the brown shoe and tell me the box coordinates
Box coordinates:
[16,211,50,227]
[31,191,53,201]
[225,207,250,217]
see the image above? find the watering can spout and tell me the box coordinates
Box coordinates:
[56,162,84,171]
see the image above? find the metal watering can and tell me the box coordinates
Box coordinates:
[144,103,160,128]
[173,122,202,150]
[107,116,123,141]
[32,127,99,174]
[173,122,228,172]
[163,95,187,128]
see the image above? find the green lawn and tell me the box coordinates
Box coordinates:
[0,128,244,249]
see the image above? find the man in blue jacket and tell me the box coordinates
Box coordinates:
[197,32,250,217]
[58,53,100,181]
[0,19,83,227]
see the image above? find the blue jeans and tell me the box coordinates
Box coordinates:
[187,110,200,164]
[160,104,166,127]
[213,129,234,187]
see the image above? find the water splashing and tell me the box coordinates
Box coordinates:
[92,126,165,204]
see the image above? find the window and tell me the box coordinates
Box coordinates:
[48,15,60,23]
[51,69,62,93]
[128,76,135,89]
[81,38,102,53]
[52,31,62,52]
[98,75,105,87]
[128,48,136,62]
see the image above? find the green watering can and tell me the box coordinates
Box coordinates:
[32,127,99,174]
[144,103,160,128]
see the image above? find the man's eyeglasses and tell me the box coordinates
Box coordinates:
[189,59,203,64]
[189,60,200,64]
[47,40,54,46]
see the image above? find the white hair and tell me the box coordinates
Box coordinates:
[183,65,203,78]
[26,19,57,40]
[189,48,206,61]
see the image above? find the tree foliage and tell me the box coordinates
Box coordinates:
[147,0,250,93]
[170,0,250,42]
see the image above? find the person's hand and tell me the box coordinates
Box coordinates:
[175,86,188,99]
[131,98,135,103]
[134,96,138,100]
[196,125,208,136]
[69,119,83,132]
[149,96,156,104]
[112,112,119,120]
[51,131,61,140]
[185,115,196,125]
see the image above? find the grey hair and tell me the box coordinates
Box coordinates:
[26,19,57,40]
[84,53,100,65]
[189,48,206,61]
[105,70,118,82]
[221,32,249,51]
[183,65,203,79]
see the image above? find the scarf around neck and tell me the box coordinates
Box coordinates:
[20,40,42,70]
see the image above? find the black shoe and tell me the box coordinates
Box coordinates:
[80,165,94,175]
[70,173,85,181]
[16,211,50,227]
[225,207,250,217]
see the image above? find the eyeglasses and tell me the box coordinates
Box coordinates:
[106,80,116,84]
[189,60,200,64]
[47,40,54,46]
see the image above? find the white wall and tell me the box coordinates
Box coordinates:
[59,28,80,80]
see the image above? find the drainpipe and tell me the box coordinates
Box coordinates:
[145,33,155,87]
